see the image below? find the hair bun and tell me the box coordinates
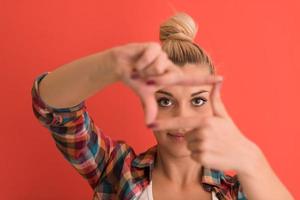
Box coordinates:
[160,12,198,43]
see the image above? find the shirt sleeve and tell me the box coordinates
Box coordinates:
[31,72,123,190]
[224,174,248,200]
[236,181,248,200]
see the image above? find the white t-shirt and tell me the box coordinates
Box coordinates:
[137,181,219,200]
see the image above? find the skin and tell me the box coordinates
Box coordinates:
[151,65,214,199]
[39,42,294,199]
[113,43,222,125]
[152,66,213,160]
[120,43,294,199]
[136,63,294,199]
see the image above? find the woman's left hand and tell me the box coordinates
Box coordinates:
[150,81,264,174]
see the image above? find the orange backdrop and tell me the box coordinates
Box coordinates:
[1,0,299,199]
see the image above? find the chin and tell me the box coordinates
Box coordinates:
[162,144,191,158]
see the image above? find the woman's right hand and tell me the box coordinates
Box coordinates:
[110,42,223,125]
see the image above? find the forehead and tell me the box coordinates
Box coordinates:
[155,63,212,96]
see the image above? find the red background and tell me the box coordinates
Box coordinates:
[1,0,299,199]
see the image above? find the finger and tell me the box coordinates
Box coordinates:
[176,69,224,85]
[141,52,169,77]
[210,81,228,118]
[145,69,223,87]
[191,152,217,168]
[185,129,204,143]
[141,94,158,125]
[191,152,202,162]
[149,116,202,131]
[135,43,162,71]
[186,138,203,152]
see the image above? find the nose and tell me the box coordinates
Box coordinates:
[170,104,197,133]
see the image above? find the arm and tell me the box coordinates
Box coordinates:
[32,42,198,191]
[31,49,127,190]
[236,145,295,200]
[38,48,119,108]
[150,79,294,200]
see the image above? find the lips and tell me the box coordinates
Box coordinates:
[167,132,185,137]
[167,132,186,142]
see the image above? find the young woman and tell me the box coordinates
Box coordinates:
[31,12,294,200]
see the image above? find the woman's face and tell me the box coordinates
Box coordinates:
[153,64,214,158]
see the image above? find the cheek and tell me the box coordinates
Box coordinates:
[197,101,214,117]
[155,108,173,119]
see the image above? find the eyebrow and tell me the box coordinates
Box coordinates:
[156,90,208,97]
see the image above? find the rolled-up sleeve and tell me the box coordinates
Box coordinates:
[31,72,118,190]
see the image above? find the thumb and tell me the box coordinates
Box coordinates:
[117,42,159,65]
[130,42,162,71]
[210,81,228,118]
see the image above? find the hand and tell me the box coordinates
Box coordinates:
[149,81,261,173]
[111,42,223,125]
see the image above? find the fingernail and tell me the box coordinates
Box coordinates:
[147,123,157,129]
[146,80,156,85]
[131,73,140,79]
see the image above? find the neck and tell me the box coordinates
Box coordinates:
[153,145,203,188]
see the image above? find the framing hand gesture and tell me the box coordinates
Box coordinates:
[149,80,259,173]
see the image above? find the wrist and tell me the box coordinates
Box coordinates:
[236,142,268,178]
[96,48,121,83]
[105,47,123,81]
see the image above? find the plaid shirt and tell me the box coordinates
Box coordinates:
[31,72,247,200]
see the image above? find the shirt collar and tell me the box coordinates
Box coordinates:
[132,145,226,189]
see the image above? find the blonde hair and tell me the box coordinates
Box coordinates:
[159,12,215,74]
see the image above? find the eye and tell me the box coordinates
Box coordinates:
[157,97,173,107]
[191,97,207,107]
